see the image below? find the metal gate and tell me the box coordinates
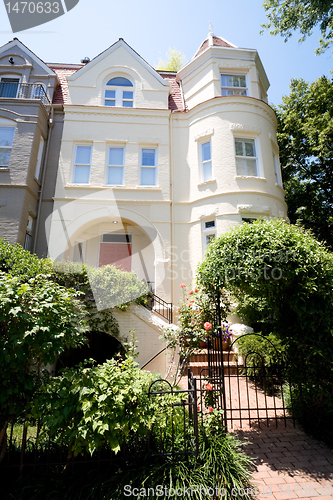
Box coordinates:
[197,332,299,430]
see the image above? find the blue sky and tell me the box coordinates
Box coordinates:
[0,0,331,106]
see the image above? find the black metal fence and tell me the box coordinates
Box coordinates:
[2,376,198,476]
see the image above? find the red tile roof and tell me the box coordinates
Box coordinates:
[194,36,234,58]
[46,63,82,104]
[46,64,186,111]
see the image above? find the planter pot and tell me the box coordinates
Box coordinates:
[212,337,231,351]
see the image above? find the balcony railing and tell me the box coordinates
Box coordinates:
[0,82,50,105]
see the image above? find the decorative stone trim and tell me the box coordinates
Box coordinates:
[237,204,271,215]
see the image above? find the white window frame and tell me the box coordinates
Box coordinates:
[73,239,86,264]
[234,137,259,177]
[199,140,213,183]
[106,146,125,186]
[0,125,16,168]
[221,74,248,96]
[24,215,34,251]
[72,144,92,184]
[140,147,158,186]
[0,74,21,98]
[273,152,282,186]
[32,81,47,100]
[104,76,134,107]
[34,136,45,180]
[202,219,217,253]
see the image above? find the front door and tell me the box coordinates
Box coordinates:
[99,233,132,272]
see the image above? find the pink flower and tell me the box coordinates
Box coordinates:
[206,383,213,391]
[208,406,214,413]
[204,322,212,331]
[180,283,186,288]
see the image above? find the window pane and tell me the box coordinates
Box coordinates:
[105,90,116,98]
[245,141,255,157]
[74,165,90,183]
[238,76,246,87]
[235,141,243,156]
[0,127,15,147]
[246,159,257,176]
[0,148,11,167]
[105,100,116,106]
[202,142,211,162]
[109,147,123,166]
[75,146,91,164]
[206,234,215,245]
[141,167,156,185]
[236,158,246,175]
[107,166,123,185]
[205,220,215,229]
[106,77,133,87]
[142,149,155,166]
[0,80,19,98]
[122,101,133,107]
[123,91,133,100]
[203,161,212,181]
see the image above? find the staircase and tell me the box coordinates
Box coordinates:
[187,348,241,376]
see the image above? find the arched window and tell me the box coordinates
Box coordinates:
[104,77,134,107]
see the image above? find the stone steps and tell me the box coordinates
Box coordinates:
[187,349,243,377]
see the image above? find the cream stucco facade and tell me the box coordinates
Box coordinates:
[48,36,286,311]
[0,35,287,376]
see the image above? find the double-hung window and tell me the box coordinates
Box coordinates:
[104,77,134,107]
[107,147,124,185]
[221,75,247,96]
[235,138,258,176]
[202,220,216,253]
[200,141,213,182]
[73,145,92,184]
[0,126,15,168]
[140,148,157,186]
[34,137,45,180]
[273,152,282,185]
[0,77,20,98]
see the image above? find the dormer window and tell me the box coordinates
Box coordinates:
[221,75,247,96]
[104,77,134,107]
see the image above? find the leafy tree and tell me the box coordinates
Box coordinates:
[0,272,88,461]
[156,48,186,72]
[274,76,333,248]
[261,0,333,54]
[197,219,333,436]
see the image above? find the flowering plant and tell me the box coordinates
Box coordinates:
[161,284,230,385]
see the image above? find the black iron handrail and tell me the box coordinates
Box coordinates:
[0,82,50,105]
[143,292,173,324]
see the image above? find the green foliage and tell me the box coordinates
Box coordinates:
[161,285,230,385]
[261,0,333,54]
[0,272,88,432]
[274,76,333,248]
[4,411,255,500]
[236,333,286,367]
[30,357,177,456]
[197,219,333,439]
[0,238,53,277]
[156,48,187,71]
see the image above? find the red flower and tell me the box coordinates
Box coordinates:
[180,283,186,288]
[194,288,199,293]
[189,290,193,295]
[206,383,213,391]
[204,322,212,331]
[197,405,201,412]
[208,406,214,413]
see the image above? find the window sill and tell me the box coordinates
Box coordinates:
[136,185,161,191]
[0,168,10,172]
[235,176,266,182]
[198,179,216,187]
